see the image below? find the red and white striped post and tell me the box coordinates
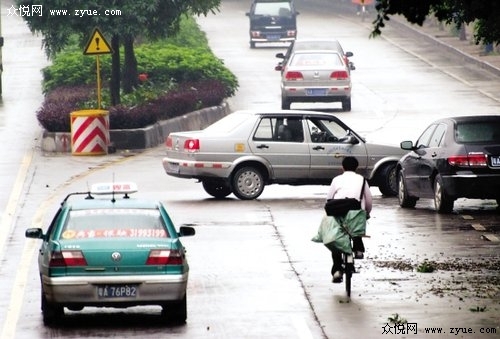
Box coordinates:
[70,109,110,155]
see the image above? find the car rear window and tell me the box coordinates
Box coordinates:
[290,52,343,67]
[60,208,169,239]
[254,2,292,16]
[204,112,253,133]
[456,121,500,143]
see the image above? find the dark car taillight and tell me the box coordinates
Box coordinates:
[448,152,488,168]
[330,71,349,80]
[184,139,200,152]
[49,251,88,267]
[285,71,303,81]
[146,249,183,265]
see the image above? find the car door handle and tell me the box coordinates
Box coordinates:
[312,146,325,150]
[256,144,269,149]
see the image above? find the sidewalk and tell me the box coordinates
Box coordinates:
[390,15,500,77]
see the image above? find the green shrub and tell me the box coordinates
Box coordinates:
[37,15,238,132]
[38,79,226,131]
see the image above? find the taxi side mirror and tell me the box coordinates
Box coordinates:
[25,228,44,239]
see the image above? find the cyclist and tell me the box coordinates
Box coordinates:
[325,156,372,283]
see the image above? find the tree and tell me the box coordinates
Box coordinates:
[16,0,221,105]
[372,0,500,46]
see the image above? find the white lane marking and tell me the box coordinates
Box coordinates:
[481,234,500,242]
[471,223,487,231]
[0,153,33,262]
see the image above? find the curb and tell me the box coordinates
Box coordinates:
[388,18,500,78]
[41,103,230,153]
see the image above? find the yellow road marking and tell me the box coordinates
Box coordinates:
[1,151,140,338]
[0,153,33,261]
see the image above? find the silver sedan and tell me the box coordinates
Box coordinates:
[279,50,352,111]
[162,110,406,200]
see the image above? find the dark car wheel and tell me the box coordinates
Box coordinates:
[341,98,351,112]
[434,175,454,213]
[202,180,232,199]
[250,41,256,49]
[281,97,291,110]
[232,166,264,200]
[398,171,417,208]
[42,292,64,326]
[378,164,398,196]
[161,294,187,324]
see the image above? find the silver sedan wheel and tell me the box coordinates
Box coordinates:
[232,166,264,200]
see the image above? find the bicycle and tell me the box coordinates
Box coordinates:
[342,243,356,298]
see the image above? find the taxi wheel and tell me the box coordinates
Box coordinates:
[232,166,264,200]
[202,180,232,199]
[161,294,187,324]
[41,292,64,326]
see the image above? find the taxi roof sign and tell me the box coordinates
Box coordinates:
[90,182,138,195]
[84,28,112,55]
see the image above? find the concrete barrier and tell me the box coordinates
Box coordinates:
[41,103,230,153]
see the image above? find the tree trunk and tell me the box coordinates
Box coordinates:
[110,35,121,106]
[122,34,138,94]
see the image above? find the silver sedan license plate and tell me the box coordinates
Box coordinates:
[491,156,500,167]
[306,89,327,96]
[168,162,180,173]
[98,284,138,298]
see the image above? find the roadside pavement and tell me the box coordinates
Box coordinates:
[390,15,500,77]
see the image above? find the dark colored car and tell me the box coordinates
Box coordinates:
[397,115,500,213]
[246,0,299,48]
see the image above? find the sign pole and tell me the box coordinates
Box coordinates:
[96,55,101,109]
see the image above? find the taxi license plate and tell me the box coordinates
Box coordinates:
[97,285,138,298]
[307,89,327,96]
[491,156,500,167]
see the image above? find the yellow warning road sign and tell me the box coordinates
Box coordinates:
[84,28,112,55]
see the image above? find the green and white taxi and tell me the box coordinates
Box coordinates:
[25,182,195,326]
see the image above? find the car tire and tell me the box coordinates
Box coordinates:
[250,41,256,49]
[434,175,454,213]
[398,171,417,208]
[231,166,264,200]
[41,291,64,326]
[161,294,187,324]
[202,180,232,199]
[341,98,351,112]
[281,97,291,110]
[378,163,398,196]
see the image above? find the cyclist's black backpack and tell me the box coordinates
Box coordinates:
[324,179,365,217]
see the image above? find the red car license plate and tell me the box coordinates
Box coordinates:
[97,285,138,298]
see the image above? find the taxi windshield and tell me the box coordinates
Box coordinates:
[60,208,169,239]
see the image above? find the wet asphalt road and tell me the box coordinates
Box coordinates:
[0,0,499,338]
